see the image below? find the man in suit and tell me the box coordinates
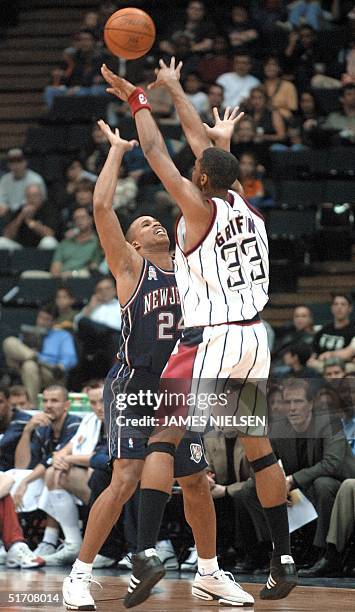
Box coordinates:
[237,378,355,569]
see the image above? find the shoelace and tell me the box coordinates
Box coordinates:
[213,569,244,590]
[73,574,103,590]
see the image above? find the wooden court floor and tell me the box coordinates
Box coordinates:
[0,571,354,612]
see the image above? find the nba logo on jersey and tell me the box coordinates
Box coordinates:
[190,443,202,463]
[148,266,157,281]
[128,438,134,449]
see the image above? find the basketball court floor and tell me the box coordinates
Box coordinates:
[0,567,353,611]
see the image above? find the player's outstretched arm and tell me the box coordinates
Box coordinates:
[148,58,210,158]
[93,120,141,278]
[148,58,244,158]
[101,65,211,229]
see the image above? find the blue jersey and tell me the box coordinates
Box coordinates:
[119,259,182,376]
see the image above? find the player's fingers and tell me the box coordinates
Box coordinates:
[106,87,120,99]
[176,61,183,74]
[212,106,220,122]
[170,56,175,69]
[224,106,231,120]
[229,106,240,120]
[159,58,167,68]
[233,111,245,124]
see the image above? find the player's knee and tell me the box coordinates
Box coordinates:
[179,470,208,495]
[146,442,176,458]
[110,465,140,502]
[249,451,278,473]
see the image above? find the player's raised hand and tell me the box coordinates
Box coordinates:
[203,105,245,144]
[147,56,183,91]
[101,64,136,101]
[97,119,138,151]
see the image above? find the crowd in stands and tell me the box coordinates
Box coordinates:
[0,0,354,580]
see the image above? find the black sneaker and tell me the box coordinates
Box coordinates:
[123,549,165,609]
[260,554,298,600]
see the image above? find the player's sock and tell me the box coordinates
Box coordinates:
[71,558,93,576]
[263,503,291,557]
[49,490,82,547]
[197,556,219,575]
[42,526,59,547]
[136,489,170,552]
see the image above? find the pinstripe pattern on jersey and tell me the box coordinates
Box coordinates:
[175,190,269,327]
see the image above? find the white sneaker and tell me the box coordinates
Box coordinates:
[6,542,45,569]
[118,552,133,570]
[180,546,198,572]
[0,544,7,564]
[33,541,57,556]
[63,573,102,611]
[42,542,81,566]
[192,569,255,606]
[156,539,179,570]
[92,554,116,569]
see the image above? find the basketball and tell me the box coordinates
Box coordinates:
[104,8,156,60]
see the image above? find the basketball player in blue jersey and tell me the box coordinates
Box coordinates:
[62,119,254,610]
[101,59,298,608]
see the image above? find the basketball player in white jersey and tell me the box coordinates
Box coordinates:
[102,60,297,609]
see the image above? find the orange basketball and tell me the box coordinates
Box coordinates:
[104,8,156,60]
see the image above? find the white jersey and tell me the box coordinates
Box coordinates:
[175,190,269,327]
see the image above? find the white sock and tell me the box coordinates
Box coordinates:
[48,490,82,546]
[43,526,59,546]
[198,556,219,575]
[71,558,93,576]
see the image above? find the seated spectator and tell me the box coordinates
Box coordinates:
[44,29,114,110]
[84,123,110,175]
[248,85,286,144]
[310,294,355,371]
[112,164,138,214]
[338,376,355,454]
[293,90,326,145]
[50,207,103,278]
[74,277,121,380]
[36,382,105,565]
[8,385,32,411]
[2,304,78,405]
[0,494,44,568]
[0,184,57,250]
[241,379,355,568]
[197,35,232,84]
[272,121,310,151]
[199,83,225,126]
[182,72,209,114]
[0,386,30,472]
[284,25,333,90]
[282,342,321,380]
[300,479,355,576]
[158,30,200,82]
[9,385,80,514]
[0,149,47,220]
[273,305,318,361]
[321,83,355,144]
[53,287,77,332]
[231,115,272,172]
[159,0,215,56]
[60,178,96,238]
[238,152,265,206]
[217,52,260,108]
[226,4,260,56]
[267,384,287,422]
[288,0,323,31]
[262,55,298,120]
[323,357,347,381]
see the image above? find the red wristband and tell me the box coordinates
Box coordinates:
[128,87,151,117]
